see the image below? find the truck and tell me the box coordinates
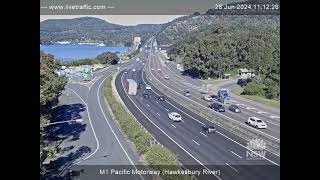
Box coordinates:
[125,79,137,95]
[217,88,231,104]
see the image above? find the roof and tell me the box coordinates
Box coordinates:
[249,117,261,120]
[126,79,137,85]
[170,112,180,116]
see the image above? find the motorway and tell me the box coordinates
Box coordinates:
[115,40,280,180]
[165,61,280,117]
[148,46,280,142]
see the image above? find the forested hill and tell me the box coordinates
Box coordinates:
[40,17,162,46]
[166,15,280,99]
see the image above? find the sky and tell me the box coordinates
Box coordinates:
[40,15,184,26]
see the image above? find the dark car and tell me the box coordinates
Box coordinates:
[202,125,216,133]
[184,91,190,97]
[137,83,141,89]
[158,96,165,101]
[209,103,225,112]
[229,105,241,113]
[143,93,150,99]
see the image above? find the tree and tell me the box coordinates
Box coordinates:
[40,51,66,176]
[96,52,120,64]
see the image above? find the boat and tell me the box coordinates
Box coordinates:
[97,43,105,47]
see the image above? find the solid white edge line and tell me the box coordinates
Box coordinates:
[120,71,222,180]
[147,53,281,163]
[98,64,144,180]
[149,54,280,142]
[65,88,100,165]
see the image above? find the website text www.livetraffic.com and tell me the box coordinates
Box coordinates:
[42,4,112,10]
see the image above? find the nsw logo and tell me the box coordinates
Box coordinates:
[246,138,266,160]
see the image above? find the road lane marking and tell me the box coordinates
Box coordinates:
[146,104,150,107]
[225,163,238,173]
[66,88,100,165]
[200,132,207,137]
[146,60,280,143]
[216,131,279,165]
[157,113,160,116]
[120,72,222,180]
[192,139,200,146]
[171,124,176,128]
[270,115,280,119]
[246,107,256,110]
[165,108,169,112]
[230,150,242,159]
[257,111,267,114]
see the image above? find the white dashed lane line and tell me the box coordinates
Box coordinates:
[200,132,207,137]
[225,163,239,173]
[171,124,176,128]
[157,113,160,116]
[230,150,242,159]
[146,104,150,107]
[192,139,200,146]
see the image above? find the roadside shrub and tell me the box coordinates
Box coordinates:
[264,84,280,99]
[145,145,177,165]
[242,82,265,96]
[134,132,152,154]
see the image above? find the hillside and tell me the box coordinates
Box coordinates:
[40,17,162,46]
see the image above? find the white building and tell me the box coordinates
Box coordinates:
[238,68,255,78]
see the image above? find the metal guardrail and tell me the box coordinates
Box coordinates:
[145,66,280,156]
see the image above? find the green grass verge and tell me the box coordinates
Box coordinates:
[103,76,191,180]
[231,87,280,108]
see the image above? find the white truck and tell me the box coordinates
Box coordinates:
[125,79,137,95]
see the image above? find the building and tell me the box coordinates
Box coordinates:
[238,68,255,78]
[133,37,141,44]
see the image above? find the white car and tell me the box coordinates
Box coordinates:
[132,69,136,72]
[247,117,267,129]
[145,85,152,90]
[168,112,182,122]
[203,95,213,102]
[151,68,155,71]
[164,75,169,79]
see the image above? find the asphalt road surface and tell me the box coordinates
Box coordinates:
[54,59,147,180]
[115,40,280,180]
[147,46,280,141]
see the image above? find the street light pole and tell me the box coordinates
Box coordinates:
[43,119,83,126]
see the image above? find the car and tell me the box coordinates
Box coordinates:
[132,69,136,72]
[145,85,152,90]
[137,83,142,89]
[168,112,182,122]
[229,105,241,113]
[202,125,216,133]
[151,68,155,71]
[157,69,161,73]
[184,91,190,97]
[209,103,225,112]
[164,75,170,79]
[158,96,165,101]
[247,117,267,129]
[202,95,213,102]
[143,93,150,99]
[124,71,128,74]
